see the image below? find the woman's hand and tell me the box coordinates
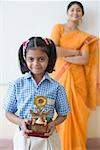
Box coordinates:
[62,50,81,62]
[63,49,89,65]
[75,50,81,56]
[56,46,81,57]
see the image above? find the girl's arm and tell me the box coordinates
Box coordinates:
[63,49,89,65]
[6,112,23,126]
[44,115,67,136]
[5,112,32,136]
[56,46,80,57]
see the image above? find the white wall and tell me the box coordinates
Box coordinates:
[0,0,100,84]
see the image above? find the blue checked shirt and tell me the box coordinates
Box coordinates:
[3,72,70,121]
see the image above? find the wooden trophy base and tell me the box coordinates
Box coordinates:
[26,123,49,138]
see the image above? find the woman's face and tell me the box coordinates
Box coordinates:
[67,4,83,22]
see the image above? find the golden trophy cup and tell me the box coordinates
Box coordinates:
[26,96,50,138]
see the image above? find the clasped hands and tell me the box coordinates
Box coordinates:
[19,119,56,138]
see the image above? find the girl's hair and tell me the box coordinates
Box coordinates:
[67,1,84,16]
[18,37,57,74]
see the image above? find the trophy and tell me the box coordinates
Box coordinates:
[26,96,50,138]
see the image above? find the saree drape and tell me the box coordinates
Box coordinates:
[50,24,99,150]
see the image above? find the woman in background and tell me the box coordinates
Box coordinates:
[50,1,99,150]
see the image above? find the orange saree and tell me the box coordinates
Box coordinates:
[50,24,99,150]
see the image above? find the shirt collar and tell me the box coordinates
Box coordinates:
[25,71,53,83]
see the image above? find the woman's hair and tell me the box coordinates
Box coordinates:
[18,37,57,74]
[67,1,84,16]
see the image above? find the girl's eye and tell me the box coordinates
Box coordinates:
[38,56,48,62]
[26,56,47,62]
[27,57,34,62]
[39,57,45,62]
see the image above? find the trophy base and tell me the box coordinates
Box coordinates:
[26,123,49,138]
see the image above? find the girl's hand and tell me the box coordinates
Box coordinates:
[44,121,56,137]
[20,119,32,137]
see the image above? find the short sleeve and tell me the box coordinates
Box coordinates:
[80,36,94,52]
[3,82,17,113]
[50,24,62,46]
[81,42,89,52]
[55,85,70,116]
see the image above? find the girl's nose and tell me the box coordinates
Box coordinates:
[33,59,39,65]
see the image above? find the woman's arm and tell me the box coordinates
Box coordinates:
[64,49,89,65]
[56,46,80,57]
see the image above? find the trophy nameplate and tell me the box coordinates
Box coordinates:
[26,96,50,138]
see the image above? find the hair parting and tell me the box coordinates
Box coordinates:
[18,37,57,74]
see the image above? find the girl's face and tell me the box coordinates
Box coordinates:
[67,4,83,22]
[25,49,49,77]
